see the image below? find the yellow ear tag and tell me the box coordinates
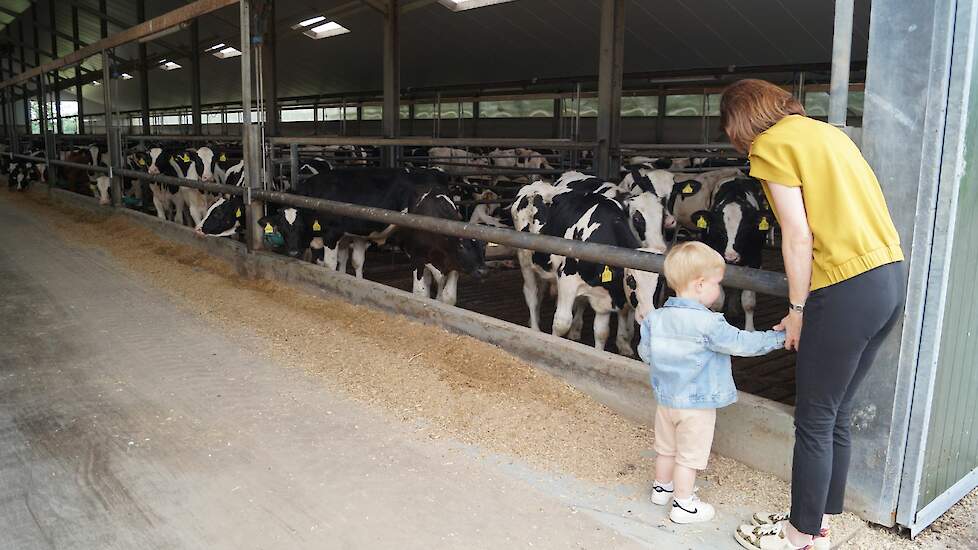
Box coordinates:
[137,158,146,166]
[264,223,274,234]
[682,183,694,194]
[182,153,191,162]
[312,220,321,231]
[758,217,770,231]
[696,216,708,229]
[219,153,227,162]
[235,208,242,218]
[601,265,613,283]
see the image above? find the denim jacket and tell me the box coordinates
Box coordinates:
[638,297,785,409]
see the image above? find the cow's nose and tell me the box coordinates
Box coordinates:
[724,251,741,263]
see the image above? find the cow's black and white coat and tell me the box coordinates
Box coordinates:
[511,174,667,355]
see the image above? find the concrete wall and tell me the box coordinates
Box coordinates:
[39,184,797,486]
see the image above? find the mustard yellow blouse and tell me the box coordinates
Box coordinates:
[749,115,904,291]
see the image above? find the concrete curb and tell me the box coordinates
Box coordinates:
[37,186,796,481]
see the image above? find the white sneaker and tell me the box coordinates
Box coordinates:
[650,482,673,506]
[734,522,813,550]
[669,495,715,524]
[749,513,830,550]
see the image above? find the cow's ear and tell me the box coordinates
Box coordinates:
[691,210,714,231]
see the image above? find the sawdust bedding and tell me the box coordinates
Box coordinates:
[9,191,976,548]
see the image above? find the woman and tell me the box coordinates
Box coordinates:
[721,80,905,550]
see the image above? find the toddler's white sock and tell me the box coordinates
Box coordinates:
[653,480,674,491]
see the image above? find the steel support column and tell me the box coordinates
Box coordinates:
[260,0,279,137]
[828,0,854,127]
[101,50,122,207]
[49,0,62,134]
[18,21,28,134]
[190,20,202,135]
[72,5,85,134]
[240,0,263,251]
[595,0,624,180]
[382,0,399,167]
[137,1,150,135]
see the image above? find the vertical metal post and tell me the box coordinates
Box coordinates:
[72,5,85,135]
[101,50,122,207]
[99,0,108,38]
[136,0,150,134]
[828,0,854,127]
[240,0,262,251]
[49,0,62,135]
[190,20,202,135]
[38,73,51,196]
[289,143,299,189]
[434,92,441,138]
[470,101,477,137]
[261,0,279,137]
[382,0,399,167]
[596,0,625,179]
[655,86,666,143]
[552,97,562,138]
[796,71,807,101]
[18,21,28,135]
[700,90,709,143]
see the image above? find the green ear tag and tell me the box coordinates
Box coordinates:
[696,216,708,229]
[682,183,694,194]
[235,208,242,219]
[312,220,321,231]
[601,265,613,283]
[758,217,770,231]
[219,153,227,162]
[137,158,146,166]
[264,223,274,234]
[181,153,191,162]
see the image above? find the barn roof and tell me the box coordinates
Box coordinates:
[1,0,871,112]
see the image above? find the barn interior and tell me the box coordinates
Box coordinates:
[0,0,874,408]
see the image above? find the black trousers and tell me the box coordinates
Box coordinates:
[790,262,904,535]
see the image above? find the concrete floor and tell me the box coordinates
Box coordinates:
[0,194,757,550]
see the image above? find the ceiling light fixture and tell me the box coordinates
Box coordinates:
[119,73,133,80]
[292,15,326,30]
[205,43,226,52]
[213,47,242,59]
[160,60,182,71]
[304,21,350,39]
[438,0,517,12]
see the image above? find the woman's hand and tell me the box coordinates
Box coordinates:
[775,310,803,351]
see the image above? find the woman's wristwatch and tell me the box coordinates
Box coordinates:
[789,302,805,314]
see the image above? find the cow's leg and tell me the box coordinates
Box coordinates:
[616,308,636,357]
[319,234,342,271]
[437,270,460,306]
[552,278,580,339]
[592,311,612,352]
[336,238,351,274]
[517,250,542,331]
[742,289,757,332]
[171,193,186,226]
[568,297,586,341]
[350,239,371,279]
[151,189,167,221]
[412,266,433,299]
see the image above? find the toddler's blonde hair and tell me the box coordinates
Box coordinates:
[664,241,725,291]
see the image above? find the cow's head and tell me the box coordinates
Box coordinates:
[127,151,151,172]
[624,263,662,324]
[695,178,769,266]
[147,147,166,175]
[169,149,200,179]
[198,196,244,237]
[258,208,308,257]
[93,175,112,205]
[624,193,669,254]
[195,146,218,182]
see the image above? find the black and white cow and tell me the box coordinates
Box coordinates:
[145,147,189,225]
[669,169,771,330]
[512,177,665,355]
[7,159,39,191]
[295,168,449,277]
[195,160,248,238]
[397,186,488,305]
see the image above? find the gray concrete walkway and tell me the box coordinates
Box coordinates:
[0,194,750,549]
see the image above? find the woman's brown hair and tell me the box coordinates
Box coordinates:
[720,79,806,153]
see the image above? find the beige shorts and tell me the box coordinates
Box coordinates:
[653,405,717,470]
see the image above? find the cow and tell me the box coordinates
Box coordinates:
[396,187,488,305]
[7,160,38,191]
[145,147,189,225]
[427,147,489,181]
[195,161,249,239]
[512,177,666,355]
[295,168,449,277]
[668,169,771,330]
